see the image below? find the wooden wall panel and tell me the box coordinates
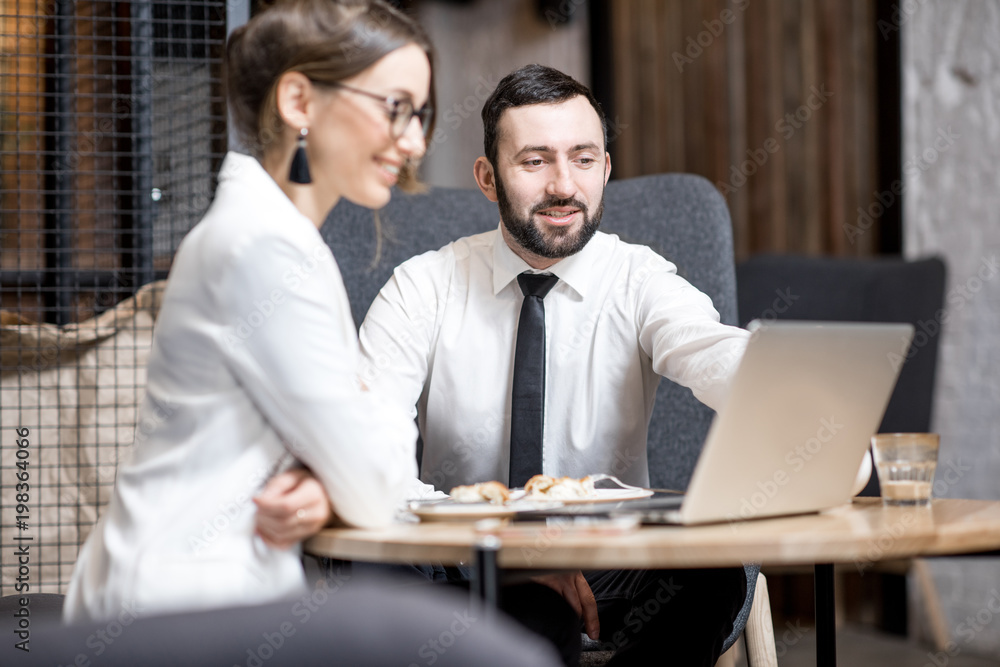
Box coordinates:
[415,0,591,189]
[609,0,880,259]
[0,0,45,274]
[73,1,119,273]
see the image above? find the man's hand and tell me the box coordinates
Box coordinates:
[532,571,600,640]
[253,468,333,549]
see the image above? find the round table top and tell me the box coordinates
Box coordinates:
[305,497,1000,570]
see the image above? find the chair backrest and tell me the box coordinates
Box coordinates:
[323,173,739,491]
[736,254,947,494]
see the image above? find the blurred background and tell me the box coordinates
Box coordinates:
[0,0,997,661]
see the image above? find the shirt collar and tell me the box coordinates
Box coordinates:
[220,151,272,190]
[491,222,604,298]
[219,151,312,227]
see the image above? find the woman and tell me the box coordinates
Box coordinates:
[64,0,434,623]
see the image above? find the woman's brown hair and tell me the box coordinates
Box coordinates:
[226,0,435,193]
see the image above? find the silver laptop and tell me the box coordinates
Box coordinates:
[629,319,914,525]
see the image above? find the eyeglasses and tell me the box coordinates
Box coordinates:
[330,82,434,139]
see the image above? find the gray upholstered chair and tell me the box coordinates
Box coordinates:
[736,254,946,496]
[1,582,561,667]
[323,172,774,663]
[735,253,947,643]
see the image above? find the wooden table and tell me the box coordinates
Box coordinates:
[306,498,1000,666]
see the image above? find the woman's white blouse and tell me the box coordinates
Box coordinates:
[64,152,417,624]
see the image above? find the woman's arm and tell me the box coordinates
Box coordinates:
[218,233,418,528]
[253,468,333,549]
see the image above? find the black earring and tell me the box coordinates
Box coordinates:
[289,128,312,184]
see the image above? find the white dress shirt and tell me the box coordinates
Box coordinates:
[359,226,750,493]
[64,152,417,624]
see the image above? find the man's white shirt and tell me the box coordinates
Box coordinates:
[360,225,750,494]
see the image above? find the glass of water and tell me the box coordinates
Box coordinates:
[871,433,940,506]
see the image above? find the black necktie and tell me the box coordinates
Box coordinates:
[509,272,559,488]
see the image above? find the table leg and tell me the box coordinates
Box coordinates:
[815,563,836,667]
[472,535,501,617]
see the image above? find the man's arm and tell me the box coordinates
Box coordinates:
[358,259,452,498]
[357,265,437,418]
[533,572,600,640]
[634,255,872,490]
[634,253,750,410]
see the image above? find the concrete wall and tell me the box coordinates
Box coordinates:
[902,0,1000,658]
[415,0,589,189]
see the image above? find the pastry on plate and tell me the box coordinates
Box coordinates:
[524,474,596,500]
[448,480,511,504]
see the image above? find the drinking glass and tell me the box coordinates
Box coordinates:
[871,433,940,506]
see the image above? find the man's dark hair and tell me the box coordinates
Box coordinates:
[481,63,608,168]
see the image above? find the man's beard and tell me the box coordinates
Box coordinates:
[495,173,604,260]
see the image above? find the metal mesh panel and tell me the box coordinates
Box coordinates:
[0,0,227,595]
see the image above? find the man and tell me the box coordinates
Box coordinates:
[353,64,751,666]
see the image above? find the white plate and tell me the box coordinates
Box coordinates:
[407,499,562,522]
[516,487,655,504]
[408,487,655,521]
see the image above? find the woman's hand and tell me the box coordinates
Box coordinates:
[253,468,333,549]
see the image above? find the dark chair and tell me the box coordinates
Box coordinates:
[736,254,947,495]
[324,173,771,662]
[735,253,948,649]
[1,583,562,667]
